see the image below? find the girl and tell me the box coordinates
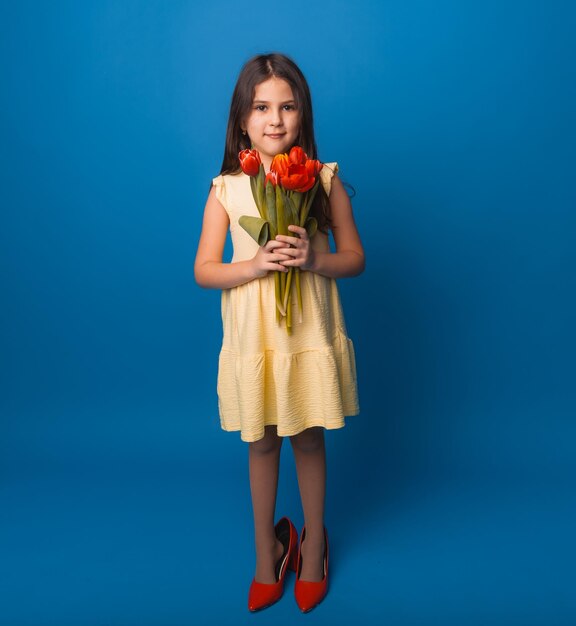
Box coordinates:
[194,53,364,612]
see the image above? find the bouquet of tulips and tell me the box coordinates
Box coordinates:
[238,146,323,334]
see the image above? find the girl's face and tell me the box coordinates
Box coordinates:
[242,77,301,168]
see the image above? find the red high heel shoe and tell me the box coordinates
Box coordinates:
[294,525,329,612]
[248,517,298,612]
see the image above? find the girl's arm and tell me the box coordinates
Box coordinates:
[275,175,365,278]
[194,186,291,289]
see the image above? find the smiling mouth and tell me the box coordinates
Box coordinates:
[266,134,285,139]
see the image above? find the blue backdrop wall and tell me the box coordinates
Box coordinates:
[1,1,575,625]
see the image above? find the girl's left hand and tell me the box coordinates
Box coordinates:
[275,225,315,271]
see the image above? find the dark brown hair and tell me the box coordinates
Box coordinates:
[219,53,331,232]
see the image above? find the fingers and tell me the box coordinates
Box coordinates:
[268,253,291,263]
[274,241,309,264]
[263,239,286,251]
[277,251,305,267]
[275,248,299,260]
[259,247,290,272]
[275,235,307,247]
[287,224,307,237]
[275,225,309,246]
[266,261,289,272]
[274,237,308,258]
[260,230,310,272]
[263,243,291,259]
[275,237,299,249]
[266,237,303,259]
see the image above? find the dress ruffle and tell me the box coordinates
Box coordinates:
[218,329,358,442]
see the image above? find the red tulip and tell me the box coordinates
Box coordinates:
[239,149,261,176]
[270,153,290,177]
[305,159,323,177]
[265,171,277,186]
[289,146,307,165]
[280,163,315,193]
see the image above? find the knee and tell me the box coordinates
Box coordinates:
[290,427,325,454]
[249,427,282,455]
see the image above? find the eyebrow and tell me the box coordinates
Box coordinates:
[253,100,296,104]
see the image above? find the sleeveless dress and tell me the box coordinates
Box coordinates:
[212,162,359,442]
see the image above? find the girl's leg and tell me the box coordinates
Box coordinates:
[248,425,285,584]
[289,426,326,582]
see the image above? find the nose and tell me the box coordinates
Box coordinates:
[269,107,284,127]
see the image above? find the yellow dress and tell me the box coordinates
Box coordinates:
[212,162,359,442]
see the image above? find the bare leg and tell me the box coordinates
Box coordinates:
[249,426,285,583]
[290,427,326,582]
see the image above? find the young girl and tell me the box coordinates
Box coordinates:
[194,53,364,612]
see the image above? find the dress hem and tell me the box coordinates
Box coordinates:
[219,409,360,442]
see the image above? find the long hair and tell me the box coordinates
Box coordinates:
[219,53,332,232]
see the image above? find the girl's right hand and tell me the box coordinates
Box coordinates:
[251,240,291,278]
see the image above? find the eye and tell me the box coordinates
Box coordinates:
[255,105,267,111]
[283,104,296,111]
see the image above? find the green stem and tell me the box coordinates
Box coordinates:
[274,272,285,317]
[283,268,294,312]
[286,286,292,334]
[295,268,302,315]
[280,269,286,304]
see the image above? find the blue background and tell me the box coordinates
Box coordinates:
[1,1,575,624]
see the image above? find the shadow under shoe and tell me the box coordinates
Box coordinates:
[248,517,298,612]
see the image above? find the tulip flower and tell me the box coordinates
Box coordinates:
[289,146,307,165]
[270,153,290,178]
[280,163,315,193]
[305,158,323,178]
[265,171,278,187]
[239,149,261,177]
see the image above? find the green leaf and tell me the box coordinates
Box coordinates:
[284,192,299,228]
[238,216,270,246]
[299,180,321,227]
[256,164,266,210]
[249,176,264,220]
[292,191,303,213]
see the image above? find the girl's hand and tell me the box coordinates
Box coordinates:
[251,239,291,278]
[275,225,316,271]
